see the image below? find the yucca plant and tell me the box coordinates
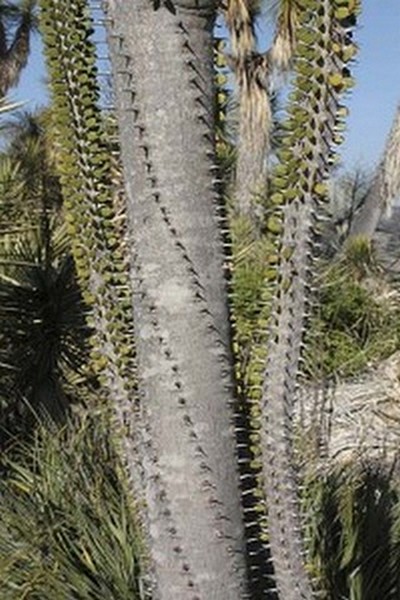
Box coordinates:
[0,223,91,445]
[0,107,91,445]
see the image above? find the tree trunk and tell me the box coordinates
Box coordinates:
[350,104,400,238]
[106,2,247,598]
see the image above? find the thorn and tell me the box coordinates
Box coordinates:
[190,77,206,95]
[177,21,189,34]
[197,114,211,126]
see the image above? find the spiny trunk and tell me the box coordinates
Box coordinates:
[107,2,247,598]
[350,103,400,238]
[255,1,359,597]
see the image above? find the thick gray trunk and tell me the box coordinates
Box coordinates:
[106,2,247,598]
[350,104,400,238]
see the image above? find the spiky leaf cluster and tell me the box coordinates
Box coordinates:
[302,461,400,599]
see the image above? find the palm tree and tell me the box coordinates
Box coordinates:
[0,109,63,233]
[224,0,298,221]
[0,0,37,98]
[38,0,361,598]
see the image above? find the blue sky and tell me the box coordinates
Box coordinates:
[9,0,400,172]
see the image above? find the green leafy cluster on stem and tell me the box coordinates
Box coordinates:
[229,0,362,596]
[39,0,137,395]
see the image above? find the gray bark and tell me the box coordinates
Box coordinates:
[106,1,247,598]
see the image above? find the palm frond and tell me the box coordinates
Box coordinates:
[267,0,298,73]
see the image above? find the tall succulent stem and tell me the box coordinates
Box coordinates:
[39,0,145,588]
[105,1,248,598]
[39,0,361,598]
[253,0,360,597]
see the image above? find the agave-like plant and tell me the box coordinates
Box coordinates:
[303,460,400,600]
[0,109,90,444]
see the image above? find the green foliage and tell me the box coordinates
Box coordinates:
[0,109,90,442]
[231,217,400,382]
[0,110,63,241]
[307,254,400,378]
[0,415,143,599]
[230,214,275,373]
[39,0,137,393]
[343,235,377,280]
[0,224,91,440]
[303,461,400,599]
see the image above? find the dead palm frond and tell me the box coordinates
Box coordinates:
[223,0,300,219]
[267,0,298,74]
[224,0,259,60]
[0,0,37,97]
[235,52,271,217]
